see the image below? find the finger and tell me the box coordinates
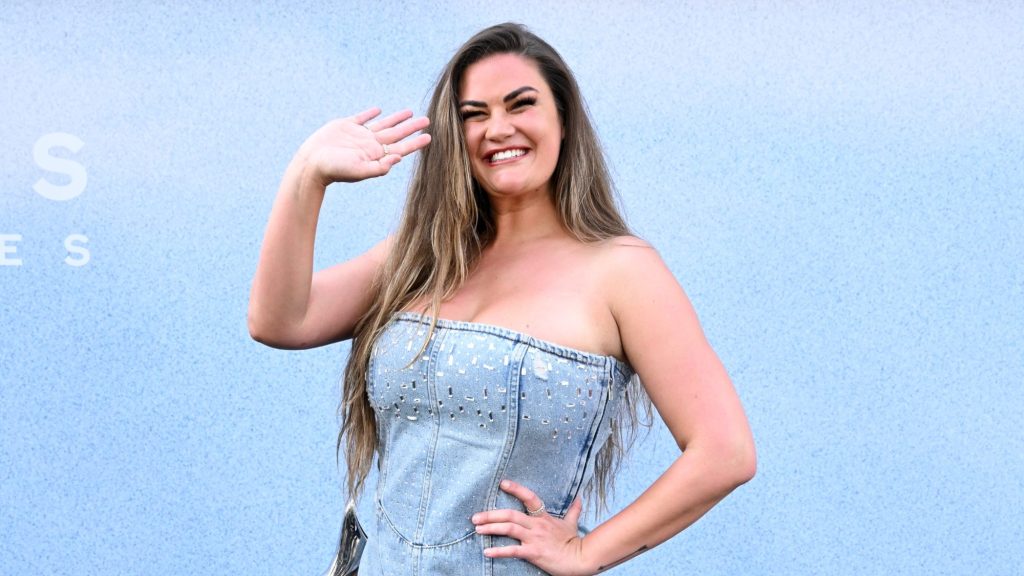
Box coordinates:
[500,479,545,515]
[377,133,431,158]
[376,155,401,171]
[349,107,382,125]
[474,521,528,540]
[366,109,414,132]
[374,116,430,145]
[483,544,527,560]
[350,155,398,181]
[471,509,530,526]
[565,497,582,525]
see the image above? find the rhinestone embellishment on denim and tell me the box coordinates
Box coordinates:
[366,313,633,551]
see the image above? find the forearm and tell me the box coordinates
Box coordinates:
[581,444,754,573]
[247,158,326,342]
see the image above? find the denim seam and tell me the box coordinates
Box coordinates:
[483,339,527,576]
[377,497,479,549]
[413,325,446,545]
[374,323,426,545]
[564,359,613,512]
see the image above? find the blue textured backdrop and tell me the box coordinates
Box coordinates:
[2,2,1022,575]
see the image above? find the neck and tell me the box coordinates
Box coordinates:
[487,188,566,247]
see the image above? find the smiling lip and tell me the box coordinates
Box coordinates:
[485,147,529,165]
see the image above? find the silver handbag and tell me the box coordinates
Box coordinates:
[324,500,366,576]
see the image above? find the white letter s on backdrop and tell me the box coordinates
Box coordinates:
[33,132,87,202]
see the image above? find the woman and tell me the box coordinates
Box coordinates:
[249,23,756,575]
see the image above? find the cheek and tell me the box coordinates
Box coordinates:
[462,125,480,153]
[542,131,563,163]
[463,132,485,177]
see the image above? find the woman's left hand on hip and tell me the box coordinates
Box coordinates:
[472,479,591,576]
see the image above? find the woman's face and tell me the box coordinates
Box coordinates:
[458,53,563,201]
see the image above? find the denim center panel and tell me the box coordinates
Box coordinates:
[366,313,633,574]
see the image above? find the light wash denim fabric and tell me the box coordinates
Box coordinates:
[356,312,634,575]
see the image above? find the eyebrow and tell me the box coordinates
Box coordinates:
[459,86,539,108]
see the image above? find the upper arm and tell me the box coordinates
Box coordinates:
[280,236,390,350]
[605,238,754,460]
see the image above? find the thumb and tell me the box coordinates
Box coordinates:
[565,497,583,525]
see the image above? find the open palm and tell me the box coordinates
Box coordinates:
[299,107,431,185]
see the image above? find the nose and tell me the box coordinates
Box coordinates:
[484,111,515,141]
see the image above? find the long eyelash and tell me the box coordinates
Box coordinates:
[460,97,535,120]
[512,97,537,109]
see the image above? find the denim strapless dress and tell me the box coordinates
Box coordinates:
[354,312,634,575]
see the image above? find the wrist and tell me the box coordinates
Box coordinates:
[577,535,598,576]
[287,155,328,192]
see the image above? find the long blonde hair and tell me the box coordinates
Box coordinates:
[339,22,649,508]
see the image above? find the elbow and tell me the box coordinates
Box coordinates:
[693,432,757,491]
[730,437,757,487]
[717,418,757,488]
[247,312,313,350]
[247,305,268,341]
[247,309,290,349]
[723,428,757,487]
[247,313,273,345]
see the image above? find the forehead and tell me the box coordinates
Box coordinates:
[458,53,551,100]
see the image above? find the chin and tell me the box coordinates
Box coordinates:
[486,179,546,197]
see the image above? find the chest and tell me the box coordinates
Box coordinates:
[409,243,621,359]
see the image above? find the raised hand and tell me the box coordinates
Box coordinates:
[296,107,431,186]
[472,480,591,576]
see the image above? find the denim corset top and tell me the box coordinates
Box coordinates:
[362,312,634,575]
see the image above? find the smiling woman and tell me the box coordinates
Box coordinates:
[248,22,756,576]
[458,55,564,201]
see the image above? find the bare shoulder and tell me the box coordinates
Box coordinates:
[593,234,670,278]
[597,234,655,251]
[368,233,395,264]
[592,235,703,346]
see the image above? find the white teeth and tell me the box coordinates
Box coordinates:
[490,149,526,162]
